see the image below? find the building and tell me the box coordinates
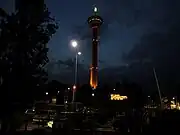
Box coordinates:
[87,7,103,89]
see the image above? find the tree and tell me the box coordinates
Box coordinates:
[76,84,92,106]
[125,82,145,110]
[0,2,58,132]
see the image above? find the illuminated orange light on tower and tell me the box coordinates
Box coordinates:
[90,66,98,89]
[88,7,103,89]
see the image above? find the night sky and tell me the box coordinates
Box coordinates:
[1,0,180,90]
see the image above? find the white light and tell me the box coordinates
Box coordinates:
[68,87,70,90]
[58,91,60,93]
[173,97,175,100]
[94,7,97,12]
[78,52,81,55]
[113,89,115,91]
[71,40,78,48]
[73,85,76,90]
[46,92,48,95]
[65,101,67,103]
[92,93,94,96]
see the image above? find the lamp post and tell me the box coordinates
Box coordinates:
[153,67,163,109]
[71,40,81,103]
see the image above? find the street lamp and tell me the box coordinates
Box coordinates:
[78,52,82,55]
[71,40,82,103]
[71,40,78,48]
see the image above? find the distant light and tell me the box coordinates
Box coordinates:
[148,96,150,98]
[173,97,175,100]
[46,92,48,95]
[47,121,53,128]
[78,52,82,55]
[113,88,115,91]
[92,93,95,96]
[65,101,67,103]
[73,85,76,90]
[110,94,128,100]
[68,87,70,90]
[25,110,28,114]
[94,7,97,12]
[58,91,60,93]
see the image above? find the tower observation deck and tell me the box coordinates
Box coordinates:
[87,7,103,89]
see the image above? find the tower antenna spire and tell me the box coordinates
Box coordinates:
[93,5,98,15]
[94,7,98,12]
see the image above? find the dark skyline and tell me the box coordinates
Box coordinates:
[1,0,180,92]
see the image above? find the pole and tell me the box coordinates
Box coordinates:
[153,67,163,109]
[72,53,78,103]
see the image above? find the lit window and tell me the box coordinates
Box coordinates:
[110,94,128,100]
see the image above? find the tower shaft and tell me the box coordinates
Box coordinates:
[88,7,103,89]
[90,26,99,89]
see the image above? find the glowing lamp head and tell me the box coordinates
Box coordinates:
[78,52,81,55]
[71,40,78,48]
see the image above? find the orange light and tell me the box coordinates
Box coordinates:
[90,66,97,89]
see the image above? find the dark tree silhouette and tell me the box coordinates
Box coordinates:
[0,2,58,132]
[76,84,92,106]
[125,83,145,109]
[48,80,69,104]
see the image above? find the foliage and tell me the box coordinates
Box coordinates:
[0,2,58,132]
[82,119,98,130]
[125,82,145,109]
[76,84,93,106]
[0,4,58,103]
[9,111,25,131]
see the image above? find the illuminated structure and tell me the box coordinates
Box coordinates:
[110,94,128,101]
[88,7,103,89]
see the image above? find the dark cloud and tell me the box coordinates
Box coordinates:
[48,0,180,91]
[123,0,180,94]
